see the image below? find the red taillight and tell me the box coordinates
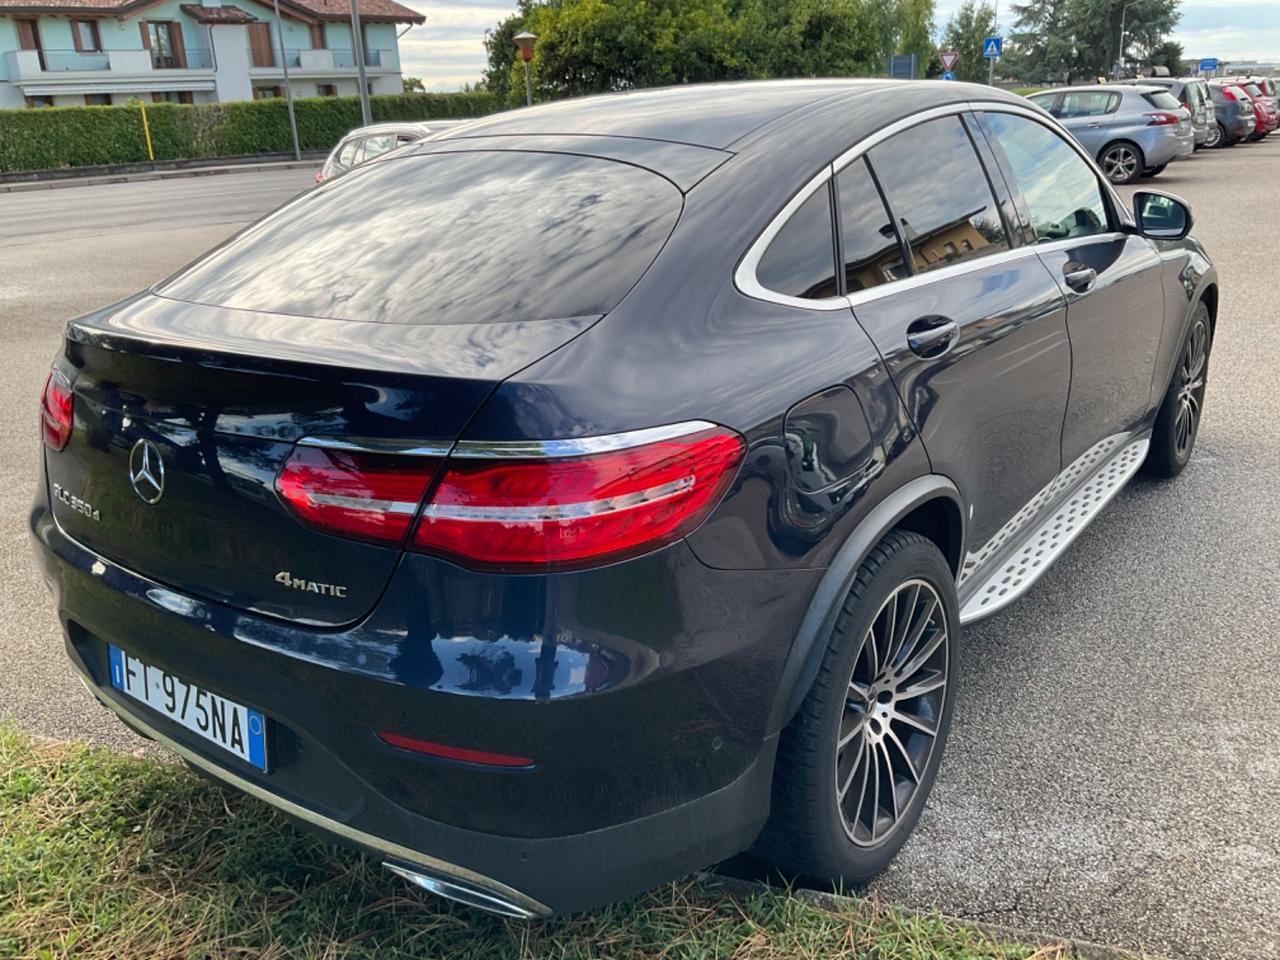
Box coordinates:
[411,427,745,570]
[377,731,534,768]
[275,445,441,545]
[277,425,745,568]
[1145,112,1180,126]
[40,372,73,451]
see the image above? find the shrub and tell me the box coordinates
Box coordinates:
[0,91,500,173]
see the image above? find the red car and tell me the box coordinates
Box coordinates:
[1224,79,1278,140]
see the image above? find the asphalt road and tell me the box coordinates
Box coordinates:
[2,149,1278,959]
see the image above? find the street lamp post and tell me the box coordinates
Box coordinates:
[513,31,536,107]
[350,0,372,126]
[272,0,301,160]
[1114,0,1140,81]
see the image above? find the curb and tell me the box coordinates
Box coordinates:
[699,875,1158,960]
[1,159,321,193]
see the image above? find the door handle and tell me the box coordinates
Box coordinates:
[906,316,959,359]
[1063,264,1097,292]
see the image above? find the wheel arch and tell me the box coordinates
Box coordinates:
[766,475,964,736]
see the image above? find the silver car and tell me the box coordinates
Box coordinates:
[1119,77,1213,148]
[1026,85,1194,184]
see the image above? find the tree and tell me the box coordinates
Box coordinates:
[403,76,426,93]
[892,0,936,76]
[1004,0,1180,83]
[481,0,935,106]
[940,0,998,83]
[1005,0,1077,84]
[1144,39,1183,75]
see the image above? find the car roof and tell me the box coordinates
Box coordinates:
[339,120,448,140]
[1037,84,1158,95]
[431,79,1032,152]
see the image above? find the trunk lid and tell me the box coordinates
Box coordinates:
[48,293,594,626]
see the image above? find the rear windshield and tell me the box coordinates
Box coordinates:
[1241,83,1262,97]
[1142,91,1183,110]
[160,151,683,326]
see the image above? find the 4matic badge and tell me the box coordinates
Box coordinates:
[274,571,347,598]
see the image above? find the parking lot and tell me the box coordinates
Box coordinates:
[2,140,1278,959]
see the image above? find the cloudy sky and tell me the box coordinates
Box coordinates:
[398,0,1280,91]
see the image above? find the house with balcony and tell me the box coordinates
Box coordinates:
[0,0,423,109]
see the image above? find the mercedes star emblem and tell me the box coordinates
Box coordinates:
[128,439,165,504]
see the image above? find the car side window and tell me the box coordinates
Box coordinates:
[1058,92,1117,118]
[979,112,1110,243]
[835,159,907,292]
[867,116,1009,275]
[1028,93,1060,117]
[756,186,839,300]
[362,134,396,161]
[336,138,360,170]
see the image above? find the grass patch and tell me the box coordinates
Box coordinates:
[0,721,1057,959]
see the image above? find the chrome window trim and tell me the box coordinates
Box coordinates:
[735,99,1137,312]
[298,420,721,462]
[452,420,721,459]
[732,166,847,312]
[298,436,454,458]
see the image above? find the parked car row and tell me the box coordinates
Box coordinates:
[1026,76,1278,184]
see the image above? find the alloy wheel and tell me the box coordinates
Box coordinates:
[836,579,949,847]
[1175,319,1208,458]
[1102,145,1139,182]
[1205,123,1222,148]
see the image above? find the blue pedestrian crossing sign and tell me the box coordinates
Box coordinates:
[941,70,956,81]
[983,36,1003,58]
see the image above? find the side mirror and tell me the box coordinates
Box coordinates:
[1133,190,1193,240]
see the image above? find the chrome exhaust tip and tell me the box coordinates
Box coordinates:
[383,862,544,919]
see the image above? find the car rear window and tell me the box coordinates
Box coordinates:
[159,151,683,326]
[1142,91,1183,110]
[1241,83,1262,97]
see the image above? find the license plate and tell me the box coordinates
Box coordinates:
[108,644,267,771]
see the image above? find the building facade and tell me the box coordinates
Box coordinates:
[0,0,423,109]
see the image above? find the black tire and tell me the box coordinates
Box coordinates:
[1143,301,1211,479]
[1099,140,1144,184]
[754,530,957,884]
[1205,122,1224,148]
[1143,163,1168,177]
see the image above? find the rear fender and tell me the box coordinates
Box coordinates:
[766,474,963,735]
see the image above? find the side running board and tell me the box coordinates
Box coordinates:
[958,434,1151,624]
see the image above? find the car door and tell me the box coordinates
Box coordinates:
[843,114,1071,571]
[976,109,1165,466]
[1054,90,1121,157]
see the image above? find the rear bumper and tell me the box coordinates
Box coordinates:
[30,492,811,914]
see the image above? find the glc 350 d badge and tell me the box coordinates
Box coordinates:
[128,439,164,504]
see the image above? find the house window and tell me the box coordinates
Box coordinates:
[317,83,337,97]
[25,95,55,108]
[84,93,112,106]
[72,20,102,53]
[254,86,284,99]
[152,91,194,104]
[309,23,327,49]
[247,22,273,67]
[143,21,187,69]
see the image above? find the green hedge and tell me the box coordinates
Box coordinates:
[0,91,500,173]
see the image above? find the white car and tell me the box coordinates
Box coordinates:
[316,120,468,183]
